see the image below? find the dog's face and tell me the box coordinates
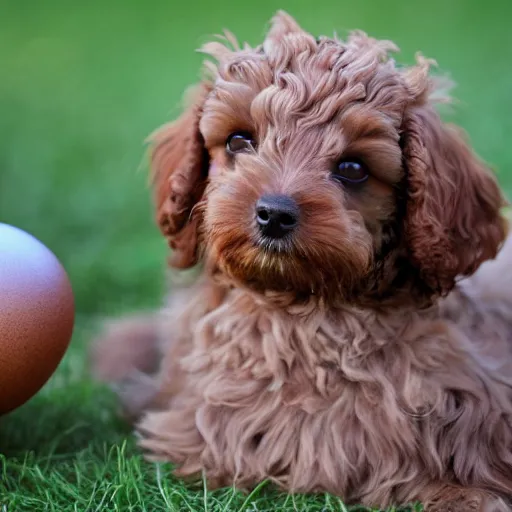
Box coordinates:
[151,12,507,305]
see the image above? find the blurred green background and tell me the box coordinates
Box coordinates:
[1,0,512,509]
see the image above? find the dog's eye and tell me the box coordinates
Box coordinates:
[332,160,369,184]
[226,132,255,154]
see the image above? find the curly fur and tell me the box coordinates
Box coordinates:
[90,11,512,511]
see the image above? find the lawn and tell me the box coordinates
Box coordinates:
[1,0,511,510]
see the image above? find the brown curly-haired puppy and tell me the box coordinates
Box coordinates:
[91,11,512,511]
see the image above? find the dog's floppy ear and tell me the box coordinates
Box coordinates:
[402,72,507,295]
[149,83,211,268]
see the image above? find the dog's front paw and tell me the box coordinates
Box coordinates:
[423,487,510,512]
[425,494,482,512]
[136,409,205,466]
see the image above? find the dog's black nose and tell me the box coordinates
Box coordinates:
[255,194,299,238]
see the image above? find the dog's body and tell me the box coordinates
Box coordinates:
[92,12,512,511]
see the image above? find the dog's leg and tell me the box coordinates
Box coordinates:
[420,485,511,512]
[89,313,162,420]
[90,313,160,382]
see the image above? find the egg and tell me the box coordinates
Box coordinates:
[0,223,75,415]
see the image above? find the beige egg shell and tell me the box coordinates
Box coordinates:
[0,223,75,415]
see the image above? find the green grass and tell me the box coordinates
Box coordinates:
[1,0,511,510]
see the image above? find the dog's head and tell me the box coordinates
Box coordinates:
[150,11,507,305]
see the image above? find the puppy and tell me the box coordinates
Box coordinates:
[91,11,512,511]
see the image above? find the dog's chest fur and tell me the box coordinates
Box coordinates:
[153,279,512,497]
[168,282,506,402]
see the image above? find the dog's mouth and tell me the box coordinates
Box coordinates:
[209,231,370,303]
[204,192,374,301]
[255,235,294,254]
